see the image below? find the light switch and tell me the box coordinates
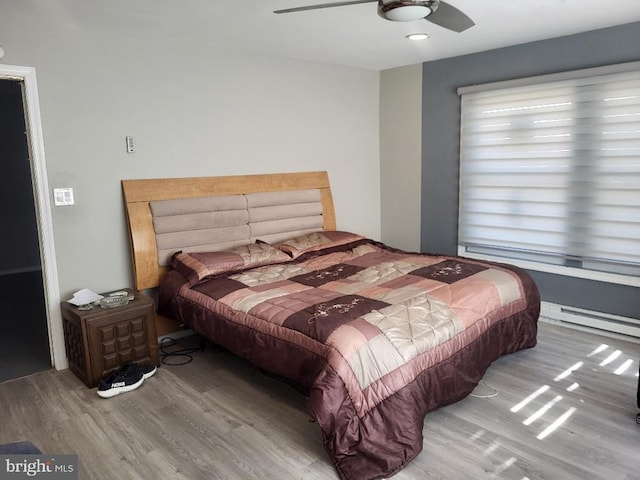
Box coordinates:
[53,188,75,206]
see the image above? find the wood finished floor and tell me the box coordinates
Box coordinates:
[1,322,638,480]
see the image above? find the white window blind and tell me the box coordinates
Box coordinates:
[458,63,640,278]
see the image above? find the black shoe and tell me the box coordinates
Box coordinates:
[97,368,144,398]
[119,363,157,380]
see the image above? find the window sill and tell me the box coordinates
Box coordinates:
[457,246,640,288]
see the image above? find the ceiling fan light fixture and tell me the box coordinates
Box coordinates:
[378,0,439,22]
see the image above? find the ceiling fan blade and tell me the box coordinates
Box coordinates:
[426,1,475,32]
[274,0,376,15]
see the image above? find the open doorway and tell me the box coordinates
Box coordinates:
[0,79,51,382]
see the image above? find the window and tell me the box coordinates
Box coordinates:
[458,62,640,282]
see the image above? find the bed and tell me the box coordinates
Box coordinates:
[122,171,540,480]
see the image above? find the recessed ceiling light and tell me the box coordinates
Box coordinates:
[406,33,430,41]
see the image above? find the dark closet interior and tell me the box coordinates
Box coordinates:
[0,79,51,383]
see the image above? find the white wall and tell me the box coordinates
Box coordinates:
[379,64,422,252]
[0,1,381,367]
[0,0,380,297]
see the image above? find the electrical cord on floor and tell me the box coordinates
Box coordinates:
[159,336,223,366]
[469,380,499,398]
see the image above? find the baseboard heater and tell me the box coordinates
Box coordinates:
[540,301,640,342]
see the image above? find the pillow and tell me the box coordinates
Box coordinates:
[171,242,291,285]
[274,231,365,259]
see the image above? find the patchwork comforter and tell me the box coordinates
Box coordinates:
[159,238,540,480]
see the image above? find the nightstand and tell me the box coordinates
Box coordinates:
[61,289,159,388]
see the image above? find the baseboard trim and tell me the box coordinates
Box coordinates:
[0,266,42,276]
[158,329,194,343]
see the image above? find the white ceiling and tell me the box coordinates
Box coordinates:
[203,0,640,70]
[70,0,640,71]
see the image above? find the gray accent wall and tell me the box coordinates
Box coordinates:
[421,22,640,319]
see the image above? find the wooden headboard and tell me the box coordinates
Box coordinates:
[121,171,336,294]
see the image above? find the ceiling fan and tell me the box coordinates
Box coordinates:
[274,0,475,33]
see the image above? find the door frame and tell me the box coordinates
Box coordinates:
[0,64,66,370]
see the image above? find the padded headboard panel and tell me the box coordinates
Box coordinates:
[150,189,324,266]
[122,171,336,292]
[247,189,324,242]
